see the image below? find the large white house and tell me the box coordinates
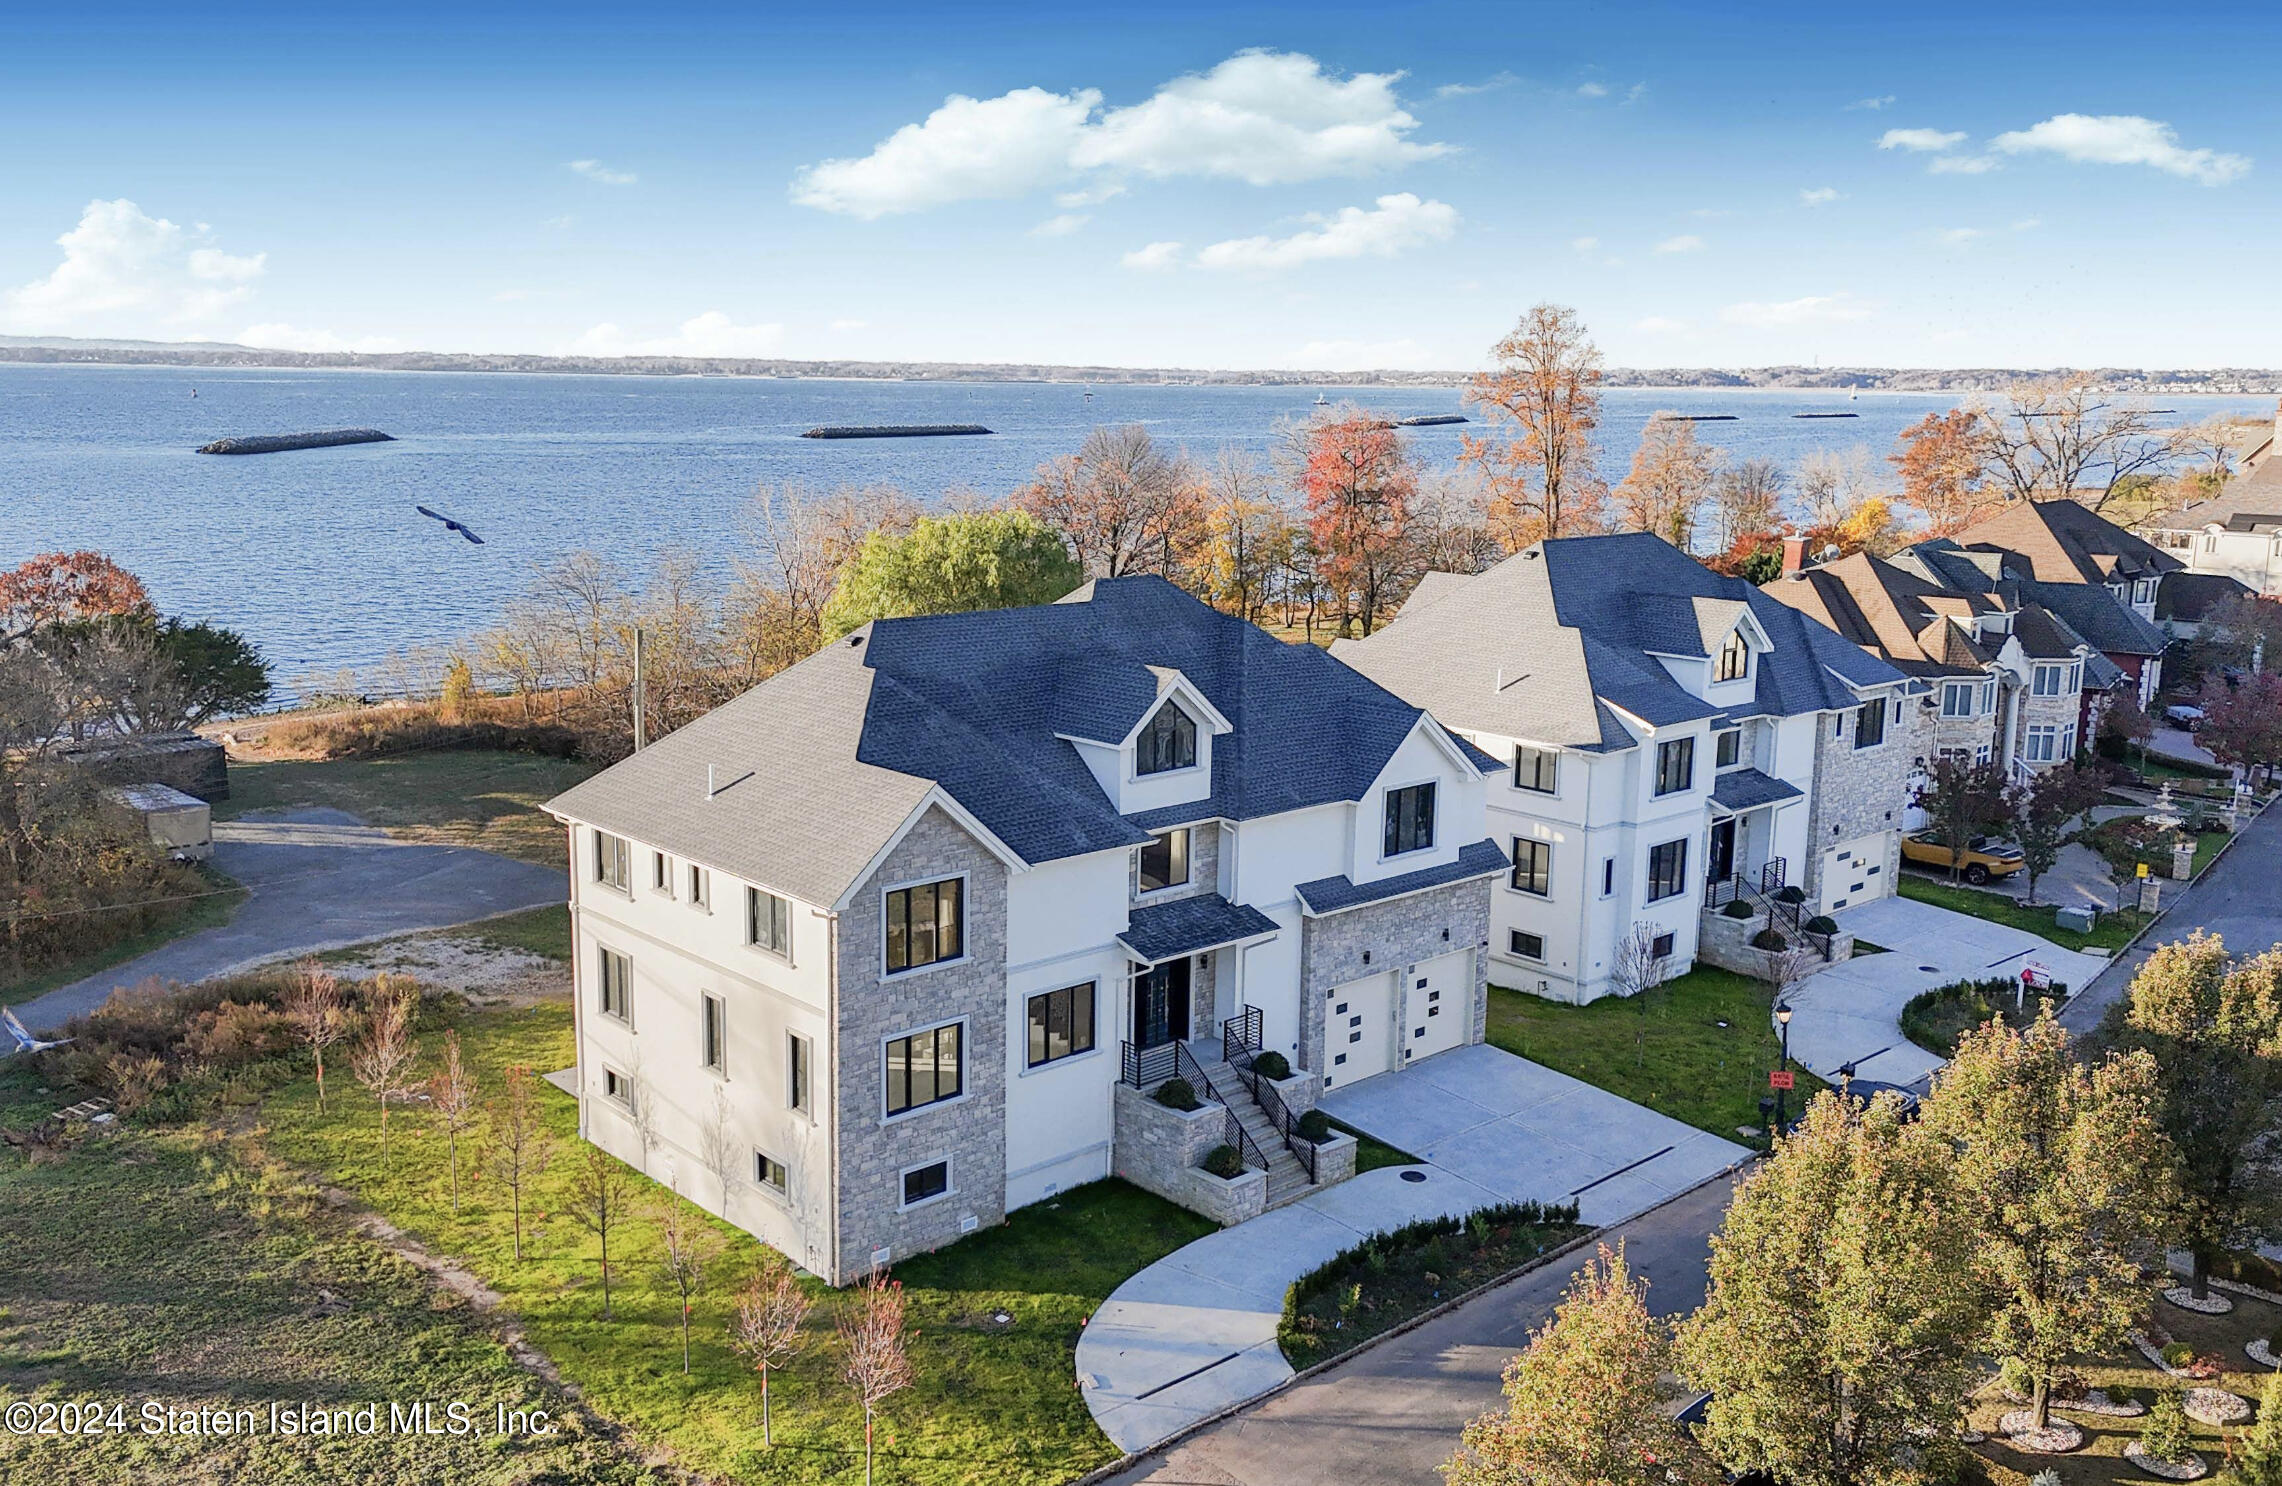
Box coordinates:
[544,577,1504,1282]
[2142,400,2282,598]
[1335,534,1916,1005]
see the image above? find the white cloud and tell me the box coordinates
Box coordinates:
[1031,212,1090,237]
[568,159,638,186]
[1847,95,1898,111]
[237,322,402,353]
[3,199,265,330]
[1623,83,1648,105]
[1928,155,2000,175]
[1937,227,1985,245]
[1990,113,2250,185]
[1122,240,1184,272]
[1719,293,1871,327]
[1435,71,1516,99]
[791,50,1449,216]
[1569,235,1600,255]
[1195,193,1459,271]
[829,318,868,332]
[542,214,576,230]
[1576,82,1609,98]
[1054,182,1126,208]
[1798,187,1843,206]
[1878,127,1966,152]
[1634,316,1691,334]
[1284,337,1439,370]
[569,311,786,357]
[1653,234,1705,254]
[2012,217,2042,232]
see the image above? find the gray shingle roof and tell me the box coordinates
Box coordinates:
[1897,538,2171,658]
[1711,768,1804,812]
[1295,838,1509,916]
[1117,894,1280,962]
[2157,572,2255,623]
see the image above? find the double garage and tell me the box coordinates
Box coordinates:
[1817,830,1899,914]
[1320,947,1472,1092]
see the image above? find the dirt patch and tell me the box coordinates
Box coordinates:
[327,934,566,1007]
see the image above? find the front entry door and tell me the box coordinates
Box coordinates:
[1708,818,1736,884]
[1131,958,1192,1050]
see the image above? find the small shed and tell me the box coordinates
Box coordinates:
[57,731,229,801]
[100,783,214,863]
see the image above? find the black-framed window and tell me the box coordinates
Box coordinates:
[1511,929,1546,960]
[1646,839,1689,901]
[1601,857,1616,897]
[1654,738,1694,797]
[1383,782,1437,857]
[1510,837,1551,897]
[597,947,631,1022]
[788,1034,812,1115]
[701,993,726,1074]
[885,877,964,973]
[1514,745,1558,794]
[902,1160,950,1207]
[756,1151,788,1194]
[1136,703,1197,775]
[1716,629,1749,682]
[1716,728,1741,768]
[1026,982,1097,1068]
[1138,829,1190,893]
[884,1023,963,1115]
[1854,698,1887,749]
[1651,932,1675,959]
[594,831,630,891]
[603,1066,632,1105]
[748,886,791,955]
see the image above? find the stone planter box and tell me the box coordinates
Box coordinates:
[1303,1130,1359,1186]
[1112,1083,1227,1209]
[1696,905,1856,980]
[1188,1165,1267,1226]
[1266,1067,1320,1116]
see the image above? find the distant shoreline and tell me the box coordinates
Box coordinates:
[3,337,2278,396]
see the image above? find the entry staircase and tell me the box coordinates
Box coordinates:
[1701,856,1837,960]
[1120,1005,1325,1211]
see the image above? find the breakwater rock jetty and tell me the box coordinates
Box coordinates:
[1396,414,1468,427]
[196,429,395,455]
[801,424,992,440]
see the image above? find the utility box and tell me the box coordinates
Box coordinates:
[2054,905,2097,935]
[100,783,214,863]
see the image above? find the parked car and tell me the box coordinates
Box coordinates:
[1839,1076,1922,1121]
[1899,831,2025,885]
[2164,703,2206,731]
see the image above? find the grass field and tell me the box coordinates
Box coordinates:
[1485,967,1828,1143]
[1,865,247,1009]
[1897,872,2149,953]
[1322,1116,1420,1173]
[217,751,594,868]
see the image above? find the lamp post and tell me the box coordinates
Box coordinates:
[1773,1001,1794,1133]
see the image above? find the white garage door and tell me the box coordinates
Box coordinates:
[1322,970,1397,1091]
[1403,949,1471,1065]
[1819,833,1893,913]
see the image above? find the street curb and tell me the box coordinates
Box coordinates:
[1070,1156,1759,1485]
[2070,790,2276,1011]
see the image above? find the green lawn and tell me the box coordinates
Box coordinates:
[1897,872,2148,953]
[1323,1116,1421,1173]
[1,864,247,1008]
[1486,967,1828,1143]
[244,998,1211,1484]
[218,751,594,868]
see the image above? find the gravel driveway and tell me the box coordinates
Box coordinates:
[14,808,564,1034]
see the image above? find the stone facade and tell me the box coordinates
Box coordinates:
[1111,1082,1229,1203]
[1695,902,1857,979]
[1802,700,1918,901]
[1294,878,1491,1077]
[2012,684,2084,767]
[830,806,1010,1283]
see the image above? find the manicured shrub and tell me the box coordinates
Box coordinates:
[2140,1387,2195,1464]
[1774,884,1807,904]
[1251,1050,1292,1080]
[1202,1144,1246,1179]
[1752,928,1788,951]
[1721,899,1754,919]
[2160,1340,2194,1368]
[1152,1077,1200,1112]
[1803,914,1839,935]
[1296,1108,1331,1142]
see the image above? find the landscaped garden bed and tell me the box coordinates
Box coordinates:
[1901,977,2071,1058]
[1897,872,2150,953]
[1277,1200,1585,1370]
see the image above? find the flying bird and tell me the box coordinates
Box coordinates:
[415,505,485,544]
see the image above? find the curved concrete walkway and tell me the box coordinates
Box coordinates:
[1779,894,2108,1089]
[15,808,564,1034]
[1076,1044,1748,1454]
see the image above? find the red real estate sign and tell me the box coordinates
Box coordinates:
[1768,1070,1795,1090]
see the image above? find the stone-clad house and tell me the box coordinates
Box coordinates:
[1333,534,1917,1006]
[544,576,1504,1283]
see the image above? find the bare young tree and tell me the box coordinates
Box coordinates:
[567,1140,638,1320]
[1712,458,1786,549]
[1611,921,1676,1070]
[652,1188,726,1374]
[1460,303,1610,549]
[1616,416,1720,546]
[624,1049,657,1174]
[427,1030,479,1215]
[730,1252,814,1446]
[699,1084,740,1214]
[1013,424,1200,579]
[840,1266,917,1486]
[349,979,421,1169]
[1979,375,2182,509]
[282,957,351,1113]
[1794,446,1879,530]
[484,1065,555,1261]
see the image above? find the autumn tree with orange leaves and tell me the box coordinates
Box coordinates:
[1461,304,1610,550]
[1892,407,2004,536]
[1291,410,1417,637]
[1013,424,1203,580]
[1616,416,1720,548]
[0,551,150,641]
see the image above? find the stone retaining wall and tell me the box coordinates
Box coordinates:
[1695,904,1856,980]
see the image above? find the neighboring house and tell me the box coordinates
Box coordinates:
[2141,402,2282,597]
[543,576,1504,1283]
[2155,571,2258,642]
[1333,533,1917,1006]
[1765,550,2108,790]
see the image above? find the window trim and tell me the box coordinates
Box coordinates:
[881,1018,968,1121]
[1940,680,1978,718]
[1025,981,1100,1070]
[687,863,711,911]
[1646,838,1690,903]
[1513,744,1559,795]
[1653,737,1695,798]
[1509,836,1552,898]
[601,1065,633,1108]
[596,945,633,1025]
[1134,700,1200,778]
[700,992,727,1077]
[1600,856,1616,899]
[1381,780,1438,860]
[1136,828,1192,896]
[879,872,970,978]
[747,884,794,961]
[593,831,631,894]
[755,1150,790,1199]
[1715,628,1750,683]
[1715,727,1742,769]
[898,1156,954,1211]
[787,1032,814,1117]
[1853,696,1888,750]
[1510,929,1546,962]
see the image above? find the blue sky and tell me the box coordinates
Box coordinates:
[3,0,2276,369]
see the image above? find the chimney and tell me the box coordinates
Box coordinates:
[1780,535,1808,577]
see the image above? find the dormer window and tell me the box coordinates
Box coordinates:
[1383,782,1436,858]
[1715,629,1749,683]
[1136,703,1197,776]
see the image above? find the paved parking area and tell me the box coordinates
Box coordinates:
[1075,1044,1747,1455]
[1781,896,2108,1088]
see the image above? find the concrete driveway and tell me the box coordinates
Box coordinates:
[1075,1045,1748,1454]
[14,808,564,1034]
[1780,896,2109,1089]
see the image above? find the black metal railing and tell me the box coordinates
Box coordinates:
[1123,1036,1269,1174]
[1704,871,1749,909]
[1760,857,1788,895]
[1221,1004,1320,1185]
[1222,1005,1264,1065]
[1120,1038,1180,1091]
